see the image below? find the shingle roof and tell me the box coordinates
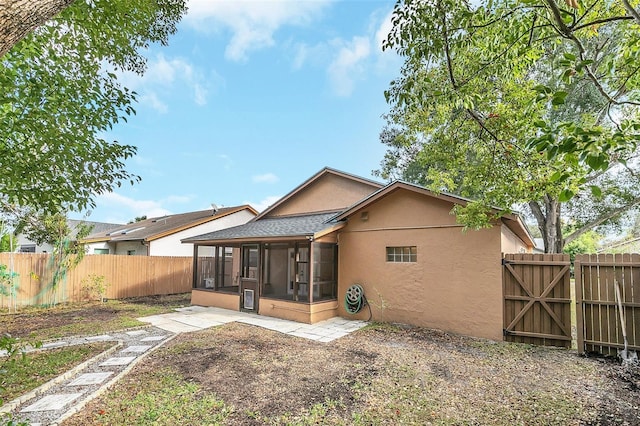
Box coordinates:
[83,205,256,242]
[182,212,340,243]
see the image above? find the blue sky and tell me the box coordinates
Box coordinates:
[74,0,401,224]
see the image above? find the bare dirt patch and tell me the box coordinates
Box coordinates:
[0,293,190,339]
[66,322,640,425]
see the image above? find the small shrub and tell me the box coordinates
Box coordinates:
[80,274,110,302]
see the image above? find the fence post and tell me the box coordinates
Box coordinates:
[574,255,585,354]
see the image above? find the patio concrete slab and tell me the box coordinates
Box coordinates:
[137,306,368,342]
[66,372,113,386]
[21,393,82,412]
[99,356,136,366]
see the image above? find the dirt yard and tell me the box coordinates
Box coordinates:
[63,322,640,425]
[1,293,190,339]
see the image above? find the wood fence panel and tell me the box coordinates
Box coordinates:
[0,253,193,308]
[575,254,640,356]
[503,253,572,347]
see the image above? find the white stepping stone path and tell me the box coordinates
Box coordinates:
[66,372,113,386]
[140,335,167,342]
[125,329,148,336]
[99,356,136,366]
[21,393,83,412]
[121,345,152,353]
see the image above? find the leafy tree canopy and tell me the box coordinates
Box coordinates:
[0,0,187,213]
[379,0,640,252]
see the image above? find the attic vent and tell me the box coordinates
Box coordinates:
[122,227,145,234]
[108,229,128,236]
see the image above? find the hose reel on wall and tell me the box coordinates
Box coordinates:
[344,284,372,320]
[344,284,364,314]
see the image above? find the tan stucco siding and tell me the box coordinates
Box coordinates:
[337,188,504,341]
[501,224,530,254]
[268,173,379,217]
[191,290,239,311]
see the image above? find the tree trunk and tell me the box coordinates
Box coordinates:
[0,0,76,58]
[529,196,563,253]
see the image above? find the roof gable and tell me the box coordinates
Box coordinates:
[333,181,535,247]
[256,167,383,219]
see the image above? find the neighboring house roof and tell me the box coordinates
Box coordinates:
[182,212,342,244]
[254,167,383,220]
[68,220,122,238]
[331,180,535,248]
[83,205,258,244]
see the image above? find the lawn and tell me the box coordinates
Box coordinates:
[0,293,191,341]
[1,342,113,402]
[63,322,640,426]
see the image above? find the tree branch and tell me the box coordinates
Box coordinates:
[572,15,633,32]
[564,198,640,245]
[621,0,640,26]
[0,0,77,58]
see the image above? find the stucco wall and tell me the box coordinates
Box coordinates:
[501,224,529,254]
[268,173,379,217]
[150,209,255,256]
[86,242,111,254]
[337,189,504,341]
[192,290,239,311]
[114,241,146,256]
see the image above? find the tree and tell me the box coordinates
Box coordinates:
[0,0,77,58]
[379,0,640,252]
[0,0,187,213]
[128,215,147,224]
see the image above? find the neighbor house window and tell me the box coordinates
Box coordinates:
[386,246,417,262]
[127,250,136,255]
[94,248,109,255]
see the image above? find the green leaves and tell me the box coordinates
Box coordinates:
[0,0,187,212]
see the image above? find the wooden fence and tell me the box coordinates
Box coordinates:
[0,253,193,308]
[502,253,573,348]
[575,254,640,356]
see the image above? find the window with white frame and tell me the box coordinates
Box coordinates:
[386,246,417,262]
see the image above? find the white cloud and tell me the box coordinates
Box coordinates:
[218,154,233,170]
[185,0,332,61]
[118,54,215,111]
[252,173,279,184]
[96,192,194,222]
[327,36,371,97]
[244,195,282,212]
[375,10,394,53]
[139,92,168,114]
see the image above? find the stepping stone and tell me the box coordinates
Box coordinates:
[121,345,152,353]
[21,393,82,412]
[66,372,113,386]
[140,336,166,342]
[100,356,136,366]
[86,334,112,341]
[42,341,67,349]
[126,330,148,336]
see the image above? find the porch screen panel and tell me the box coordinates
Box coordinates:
[312,243,337,301]
[195,245,215,289]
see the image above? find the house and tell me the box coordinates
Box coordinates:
[16,220,122,253]
[183,168,534,340]
[83,205,257,256]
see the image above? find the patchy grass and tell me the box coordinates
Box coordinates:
[1,342,113,402]
[78,368,232,425]
[65,322,640,426]
[0,293,190,340]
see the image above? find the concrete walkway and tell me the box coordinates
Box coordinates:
[2,307,367,425]
[141,305,368,342]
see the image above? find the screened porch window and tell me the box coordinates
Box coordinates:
[261,242,337,303]
[194,245,239,292]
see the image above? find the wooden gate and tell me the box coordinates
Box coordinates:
[575,254,640,356]
[502,253,572,347]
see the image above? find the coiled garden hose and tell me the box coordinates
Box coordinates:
[344,284,372,321]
